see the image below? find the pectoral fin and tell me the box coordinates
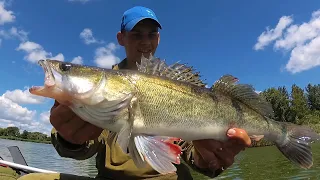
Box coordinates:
[130,135,182,174]
[117,119,133,154]
[116,96,139,154]
[115,96,182,174]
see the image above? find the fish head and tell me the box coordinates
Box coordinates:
[29,59,105,105]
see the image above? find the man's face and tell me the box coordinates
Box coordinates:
[118,19,160,64]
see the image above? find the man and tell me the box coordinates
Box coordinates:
[18,6,251,180]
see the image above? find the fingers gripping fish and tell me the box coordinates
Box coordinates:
[29,55,320,175]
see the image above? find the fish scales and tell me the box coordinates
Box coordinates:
[126,72,271,141]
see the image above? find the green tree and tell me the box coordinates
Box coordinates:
[260,86,292,122]
[20,130,29,139]
[306,84,320,111]
[0,128,6,136]
[27,132,48,141]
[290,84,309,123]
[6,127,20,137]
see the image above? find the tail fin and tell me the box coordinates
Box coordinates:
[275,122,320,169]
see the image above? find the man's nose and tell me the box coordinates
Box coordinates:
[140,35,152,44]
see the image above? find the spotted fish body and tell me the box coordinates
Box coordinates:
[126,71,266,142]
[30,55,320,175]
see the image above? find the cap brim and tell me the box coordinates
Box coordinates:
[124,17,162,31]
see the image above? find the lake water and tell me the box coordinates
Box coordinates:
[1,139,320,180]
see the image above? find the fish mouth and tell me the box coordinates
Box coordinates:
[38,59,56,87]
[29,59,73,105]
[29,59,56,94]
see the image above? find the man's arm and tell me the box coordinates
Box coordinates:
[49,98,106,160]
[51,128,107,160]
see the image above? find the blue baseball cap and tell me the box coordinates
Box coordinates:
[121,6,162,31]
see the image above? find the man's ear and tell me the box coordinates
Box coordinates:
[117,31,125,46]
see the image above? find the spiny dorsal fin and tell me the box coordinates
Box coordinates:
[212,74,274,117]
[136,54,206,87]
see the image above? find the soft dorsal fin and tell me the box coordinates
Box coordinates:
[211,74,274,117]
[136,54,207,87]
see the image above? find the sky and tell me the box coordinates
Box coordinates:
[0,0,319,135]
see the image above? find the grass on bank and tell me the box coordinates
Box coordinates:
[0,136,51,144]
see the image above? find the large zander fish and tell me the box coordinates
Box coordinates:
[29,55,320,175]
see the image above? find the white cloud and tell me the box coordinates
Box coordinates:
[26,121,52,136]
[3,87,46,104]
[71,56,83,64]
[16,41,65,63]
[286,36,320,73]
[14,39,81,66]
[38,111,52,135]
[94,42,120,68]
[80,28,104,45]
[53,53,64,61]
[254,9,320,73]
[16,41,40,52]
[253,16,293,50]
[0,95,36,124]
[9,27,28,41]
[7,30,81,68]
[0,27,28,43]
[39,111,49,123]
[274,11,320,51]
[0,1,15,25]
[0,119,11,124]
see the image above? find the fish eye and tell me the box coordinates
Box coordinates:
[59,63,72,71]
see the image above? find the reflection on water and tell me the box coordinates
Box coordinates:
[1,139,320,179]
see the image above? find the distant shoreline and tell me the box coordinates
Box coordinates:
[0,136,51,144]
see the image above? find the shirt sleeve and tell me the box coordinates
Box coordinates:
[50,128,107,160]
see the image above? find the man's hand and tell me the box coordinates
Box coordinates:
[192,128,251,176]
[50,101,103,145]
